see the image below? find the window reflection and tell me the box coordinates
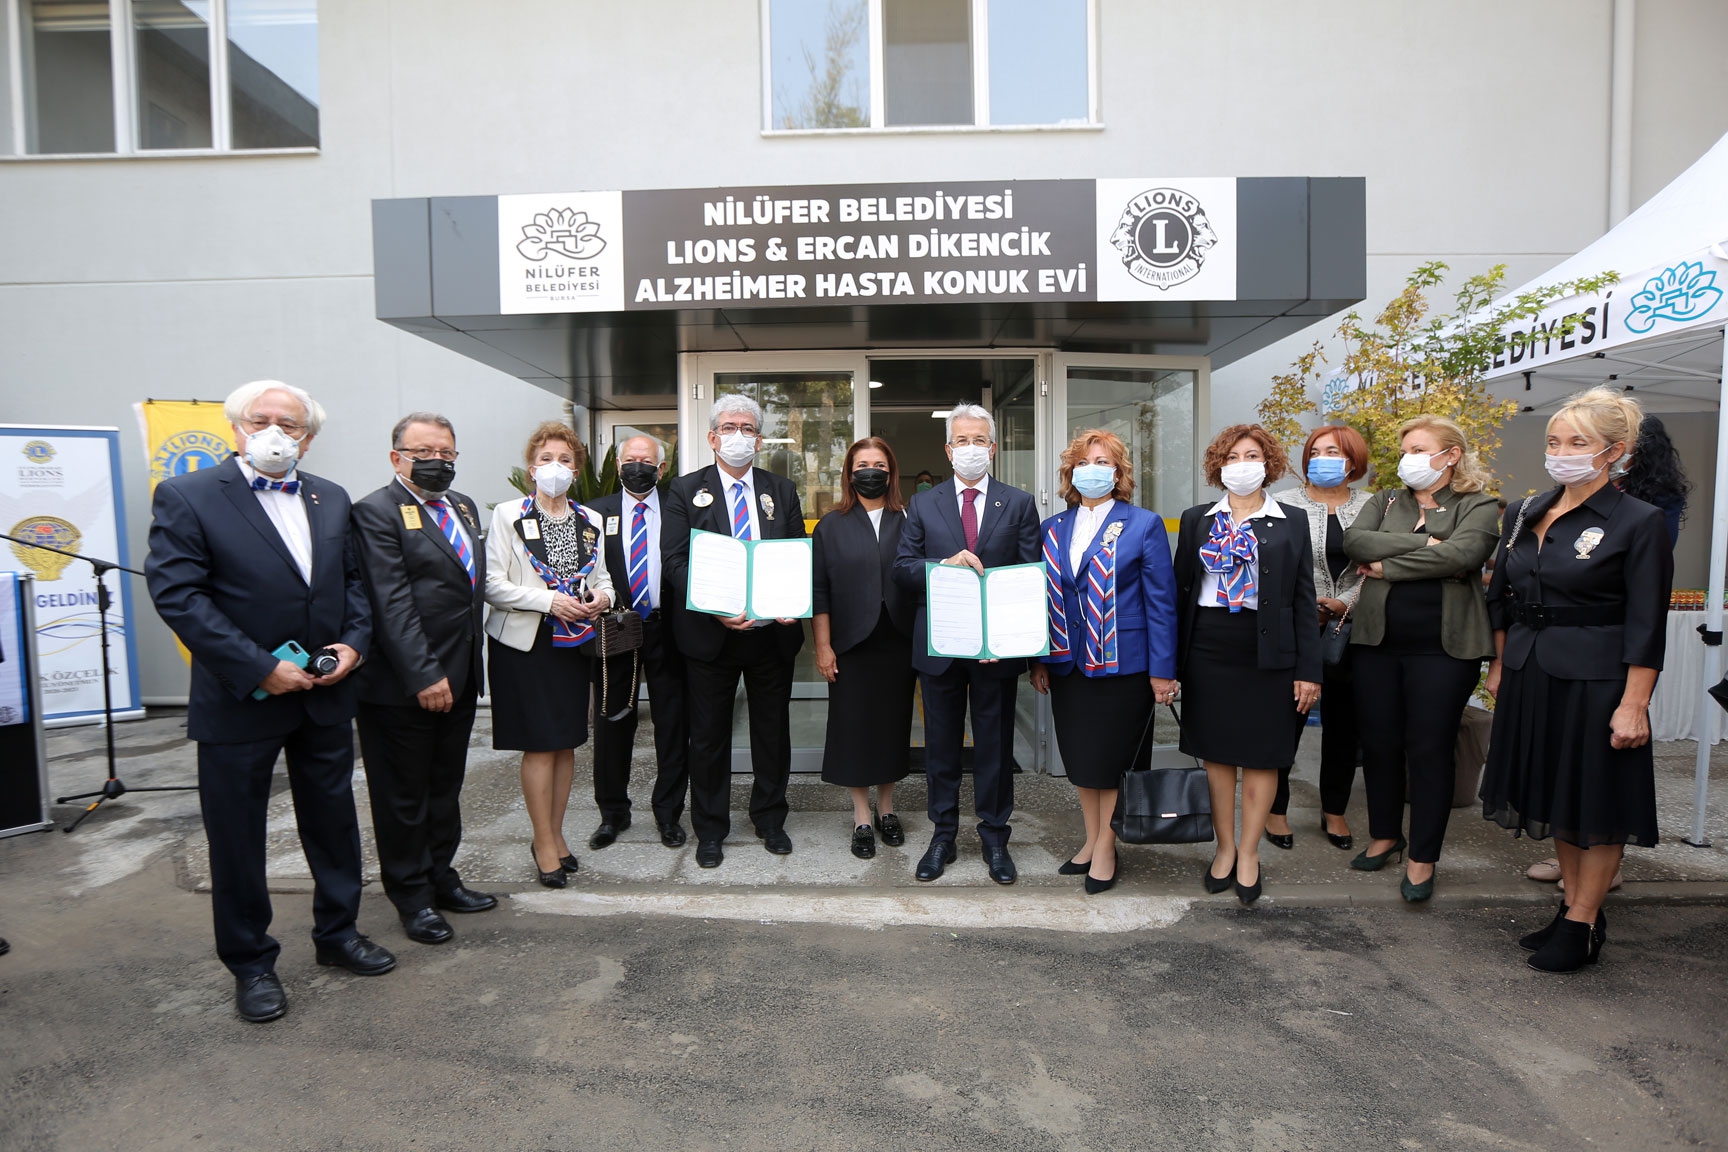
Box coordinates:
[883,0,972,127]
[227,0,319,149]
[1065,368,1195,516]
[22,0,117,154]
[769,0,868,130]
[135,0,213,150]
[713,372,854,521]
[988,0,1088,126]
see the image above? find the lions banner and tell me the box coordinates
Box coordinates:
[0,426,143,725]
[137,400,234,665]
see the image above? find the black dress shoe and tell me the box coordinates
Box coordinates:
[589,823,622,850]
[559,854,581,873]
[851,824,877,860]
[1264,829,1295,851]
[1084,861,1118,895]
[1527,913,1604,972]
[695,840,724,868]
[1203,855,1235,895]
[758,827,793,855]
[400,908,454,945]
[434,885,498,914]
[1058,858,1091,876]
[315,935,397,976]
[876,812,905,847]
[985,845,1017,886]
[235,972,286,1023]
[1519,904,1571,951]
[1235,863,1263,907]
[532,849,568,887]
[1320,815,1353,850]
[659,822,687,848]
[915,839,956,881]
[0,937,9,957]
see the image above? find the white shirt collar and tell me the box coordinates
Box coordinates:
[720,466,755,495]
[1205,493,1285,519]
[623,486,661,512]
[955,473,990,498]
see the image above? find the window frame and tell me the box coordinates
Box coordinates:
[760,0,1100,136]
[3,0,319,159]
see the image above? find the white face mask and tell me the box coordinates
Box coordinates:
[716,431,758,469]
[950,443,992,482]
[532,461,574,497]
[1219,461,1266,496]
[244,424,302,474]
[1397,450,1450,491]
[1545,447,1611,486]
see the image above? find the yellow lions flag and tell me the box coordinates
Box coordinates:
[137,400,235,663]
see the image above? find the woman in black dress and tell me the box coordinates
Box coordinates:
[812,437,916,860]
[1173,425,1323,905]
[484,422,614,887]
[1482,387,1671,972]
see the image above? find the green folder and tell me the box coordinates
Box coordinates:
[683,529,814,621]
[924,561,1051,660]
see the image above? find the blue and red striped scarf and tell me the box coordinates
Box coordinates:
[1043,516,1121,673]
[1198,511,1257,612]
[519,497,599,647]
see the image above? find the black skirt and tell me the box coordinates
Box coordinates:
[1049,668,1154,788]
[821,609,915,787]
[1179,607,1299,770]
[487,626,591,753]
[1480,657,1658,847]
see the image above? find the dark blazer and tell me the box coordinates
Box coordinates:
[893,478,1041,677]
[350,479,487,706]
[1173,497,1322,682]
[145,456,371,743]
[588,488,660,611]
[662,465,807,663]
[1487,483,1671,679]
[812,503,913,654]
[1038,502,1178,679]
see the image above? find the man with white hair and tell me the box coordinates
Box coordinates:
[146,380,393,1024]
[663,395,806,868]
[894,402,1041,884]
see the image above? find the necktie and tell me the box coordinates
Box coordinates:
[961,487,979,553]
[424,499,476,586]
[730,482,752,540]
[251,475,300,494]
[627,500,651,619]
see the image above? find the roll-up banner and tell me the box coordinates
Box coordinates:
[497,178,1238,315]
[0,426,143,726]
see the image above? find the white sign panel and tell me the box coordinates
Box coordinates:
[497,191,627,314]
[1093,178,1238,303]
[0,426,142,723]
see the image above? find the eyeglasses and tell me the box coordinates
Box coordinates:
[240,416,307,437]
[399,448,459,462]
[950,436,992,448]
[716,423,760,437]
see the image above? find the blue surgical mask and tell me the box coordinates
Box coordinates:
[1072,464,1116,499]
[1306,457,1348,487]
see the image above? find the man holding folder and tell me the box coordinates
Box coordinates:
[663,394,806,869]
[895,403,1040,884]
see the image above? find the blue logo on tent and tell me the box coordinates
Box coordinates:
[1623,260,1724,334]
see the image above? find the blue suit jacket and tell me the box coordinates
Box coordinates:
[145,456,372,743]
[893,478,1041,677]
[1038,502,1179,680]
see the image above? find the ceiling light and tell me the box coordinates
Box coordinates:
[868,380,884,389]
[762,437,794,444]
[931,411,949,418]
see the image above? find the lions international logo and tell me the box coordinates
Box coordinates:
[516,208,607,262]
[1109,187,1218,290]
[8,516,80,581]
[21,440,55,465]
[151,430,231,486]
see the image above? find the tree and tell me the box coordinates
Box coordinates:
[1258,261,1619,487]
[781,0,868,130]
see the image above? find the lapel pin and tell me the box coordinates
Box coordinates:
[1574,527,1605,558]
[309,491,320,505]
[693,489,714,507]
[760,493,776,521]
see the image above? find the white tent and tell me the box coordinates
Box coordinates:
[1484,129,1728,846]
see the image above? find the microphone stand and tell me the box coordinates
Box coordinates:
[0,531,197,832]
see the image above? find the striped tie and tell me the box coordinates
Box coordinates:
[730,482,752,540]
[424,500,475,586]
[627,500,651,619]
[1042,525,1070,659]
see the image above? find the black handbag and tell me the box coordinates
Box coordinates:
[1322,581,1358,666]
[587,610,644,721]
[1110,705,1215,845]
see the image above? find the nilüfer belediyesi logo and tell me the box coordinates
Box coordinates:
[1624,260,1723,334]
[1109,187,1217,290]
[516,208,608,262]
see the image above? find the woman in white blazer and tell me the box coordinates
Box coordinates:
[485,422,614,888]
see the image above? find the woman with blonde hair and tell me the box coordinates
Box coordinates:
[1343,415,1499,901]
[485,422,614,887]
[1030,430,1179,894]
[1482,387,1670,972]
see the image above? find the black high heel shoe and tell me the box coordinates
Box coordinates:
[1234,862,1263,906]
[559,854,580,873]
[531,848,567,889]
[1264,828,1294,851]
[1527,911,1605,972]
[1350,836,1406,872]
[1203,855,1235,895]
[1084,855,1118,895]
[1059,857,1091,876]
[1321,815,1353,851]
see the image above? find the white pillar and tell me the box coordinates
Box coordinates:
[1689,325,1728,846]
[1608,0,1637,226]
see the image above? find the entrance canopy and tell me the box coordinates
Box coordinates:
[371,176,1365,408]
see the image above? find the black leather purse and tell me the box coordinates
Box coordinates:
[1322,582,1358,666]
[587,609,644,721]
[1111,705,1215,845]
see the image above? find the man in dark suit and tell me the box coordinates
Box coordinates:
[350,412,498,948]
[146,380,394,1025]
[663,395,806,868]
[586,433,689,850]
[894,403,1041,885]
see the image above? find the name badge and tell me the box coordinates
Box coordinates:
[400,504,422,531]
[693,490,714,508]
[606,515,621,536]
[522,518,541,541]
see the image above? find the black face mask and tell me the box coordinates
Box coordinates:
[851,468,890,499]
[618,461,660,495]
[408,457,456,494]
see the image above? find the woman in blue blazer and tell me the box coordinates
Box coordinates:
[1030,430,1179,894]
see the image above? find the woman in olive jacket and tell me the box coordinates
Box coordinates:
[1343,415,1499,902]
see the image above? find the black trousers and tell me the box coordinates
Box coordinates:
[920,663,1017,847]
[354,684,478,916]
[197,718,364,978]
[685,627,794,843]
[592,616,689,826]
[1353,646,1480,863]
[1274,648,1361,818]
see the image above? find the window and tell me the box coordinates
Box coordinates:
[763,0,1095,132]
[6,0,317,156]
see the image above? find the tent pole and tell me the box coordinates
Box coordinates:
[1688,324,1728,847]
